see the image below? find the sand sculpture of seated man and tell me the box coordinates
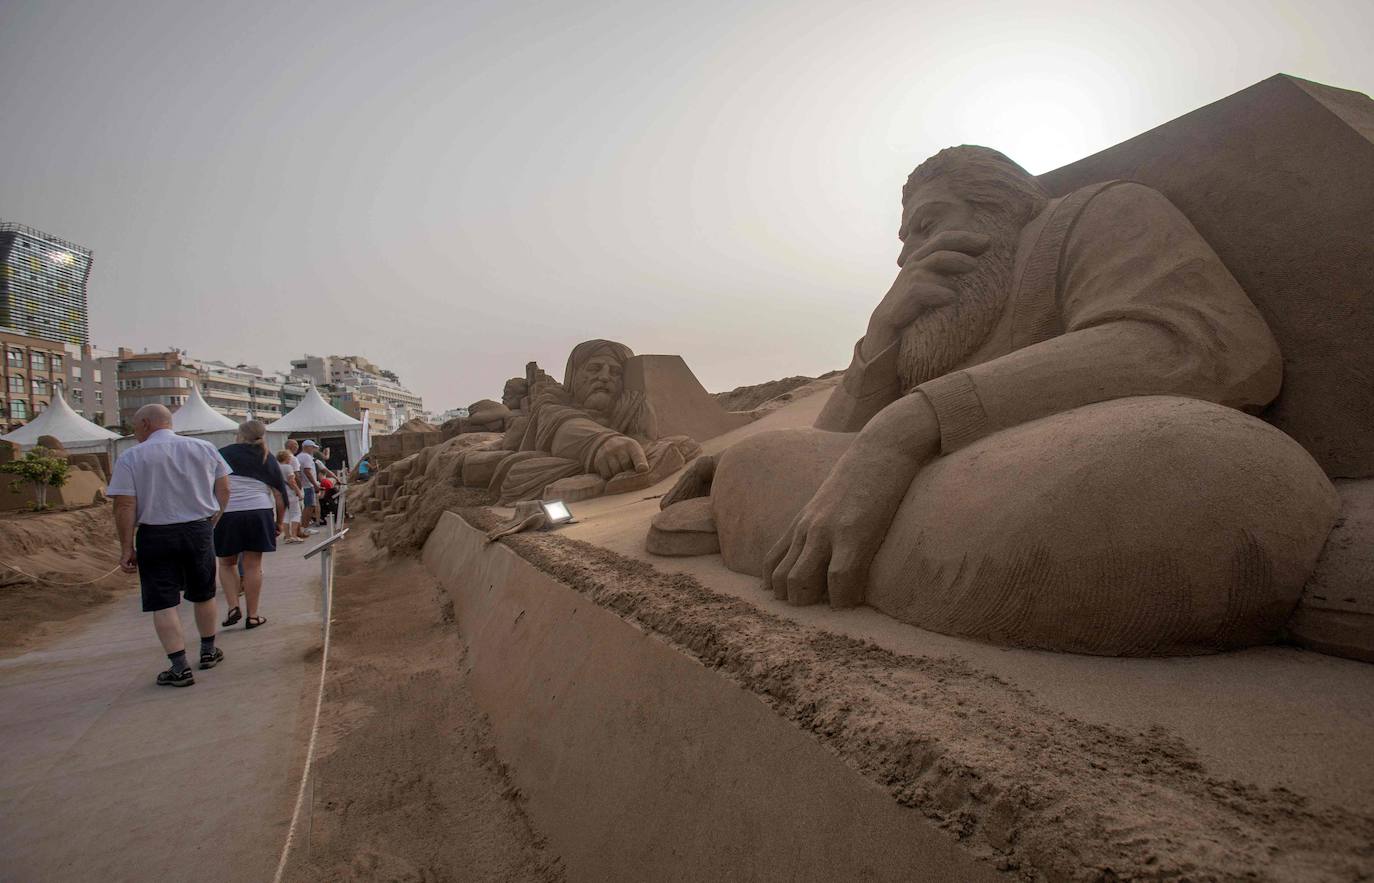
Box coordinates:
[459,339,701,505]
[652,145,1339,657]
[448,377,529,435]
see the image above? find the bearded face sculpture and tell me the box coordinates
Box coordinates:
[571,352,625,413]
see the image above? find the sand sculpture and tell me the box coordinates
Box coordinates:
[652,144,1344,657]
[355,340,753,550]
[447,377,530,436]
[457,340,702,505]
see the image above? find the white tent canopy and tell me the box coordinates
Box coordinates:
[173,386,238,433]
[114,385,245,458]
[267,385,365,465]
[0,393,121,454]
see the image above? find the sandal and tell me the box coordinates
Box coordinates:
[222,606,242,627]
[245,615,267,630]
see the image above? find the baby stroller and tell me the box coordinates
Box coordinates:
[318,478,340,525]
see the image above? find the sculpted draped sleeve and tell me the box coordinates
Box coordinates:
[916,182,1283,453]
[814,338,903,432]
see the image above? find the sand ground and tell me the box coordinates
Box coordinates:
[287,526,564,882]
[0,504,137,656]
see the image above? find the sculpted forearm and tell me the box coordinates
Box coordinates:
[951,319,1273,442]
[855,391,942,463]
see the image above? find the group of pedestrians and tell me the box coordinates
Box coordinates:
[108,404,342,688]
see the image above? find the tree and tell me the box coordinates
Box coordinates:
[1,449,71,511]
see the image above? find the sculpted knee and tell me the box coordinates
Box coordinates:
[868,396,1338,655]
[713,429,856,576]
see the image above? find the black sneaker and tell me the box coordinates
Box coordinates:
[157,667,195,687]
[199,647,225,670]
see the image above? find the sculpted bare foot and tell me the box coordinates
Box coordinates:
[660,455,716,510]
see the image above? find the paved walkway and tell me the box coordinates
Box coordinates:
[0,538,324,883]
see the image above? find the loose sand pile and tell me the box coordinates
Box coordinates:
[458,506,1374,882]
[712,370,842,413]
[0,504,135,656]
[395,417,439,434]
[292,528,563,882]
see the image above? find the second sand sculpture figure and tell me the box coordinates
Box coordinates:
[458,340,702,505]
[652,145,1340,657]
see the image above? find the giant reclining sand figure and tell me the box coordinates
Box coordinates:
[454,339,752,506]
[652,75,1374,659]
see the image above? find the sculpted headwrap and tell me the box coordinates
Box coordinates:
[561,339,656,439]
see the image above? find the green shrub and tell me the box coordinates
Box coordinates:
[1,450,71,511]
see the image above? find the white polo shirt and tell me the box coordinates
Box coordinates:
[107,429,231,525]
[296,451,317,484]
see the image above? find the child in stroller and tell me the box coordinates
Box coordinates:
[318,476,340,524]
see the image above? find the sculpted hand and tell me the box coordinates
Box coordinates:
[763,469,897,607]
[763,392,943,607]
[593,436,649,479]
[864,230,991,358]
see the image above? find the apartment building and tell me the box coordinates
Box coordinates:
[288,352,424,431]
[336,389,391,437]
[199,361,257,422]
[0,327,66,432]
[280,376,307,414]
[116,349,198,426]
[63,343,120,428]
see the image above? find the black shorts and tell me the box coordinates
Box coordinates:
[213,509,278,557]
[136,520,217,612]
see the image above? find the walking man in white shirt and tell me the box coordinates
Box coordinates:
[295,439,321,533]
[108,404,232,688]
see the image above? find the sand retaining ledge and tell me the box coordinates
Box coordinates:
[423,509,1374,882]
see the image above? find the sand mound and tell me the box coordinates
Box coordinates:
[712,370,842,413]
[0,504,136,656]
[395,417,438,433]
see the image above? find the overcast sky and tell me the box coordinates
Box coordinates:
[1,0,1369,410]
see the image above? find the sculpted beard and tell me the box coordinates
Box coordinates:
[895,210,1019,390]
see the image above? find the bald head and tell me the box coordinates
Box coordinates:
[133,404,173,442]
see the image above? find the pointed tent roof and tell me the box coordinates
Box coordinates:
[0,393,121,448]
[267,385,362,433]
[173,385,239,433]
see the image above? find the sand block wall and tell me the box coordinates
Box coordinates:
[422,512,1003,883]
[624,354,755,442]
[424,506,1374,879]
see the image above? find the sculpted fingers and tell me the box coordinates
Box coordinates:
[762,525,794,588]
[629,442,650,474]
[826,548,867,609]
[769,534,805,601]
[911,229,991,263]
[786,537,831,606]
[920,250,980,276]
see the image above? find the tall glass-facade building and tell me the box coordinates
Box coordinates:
[0,222,92,346]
